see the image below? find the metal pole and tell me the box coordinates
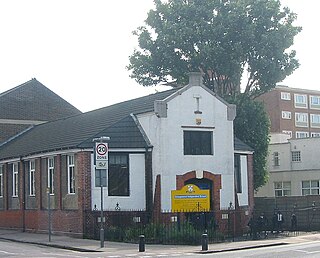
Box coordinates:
[100,177,104,248]
[47,188,51,242]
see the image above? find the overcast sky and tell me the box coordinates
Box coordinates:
[0,0,318,112]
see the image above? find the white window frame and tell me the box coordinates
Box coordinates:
[273,152,280,166]
[294,94,307,108]
[0,165,3,197]
[281,92,291,100]
[48,157,54,195]
[296,131,309,138]
[302,180,320,196]
[310,96,320,109]
[281,111,291,119]
[295,112,308,127]
[12,163,18,197]
[310,114,320,128]
[274,181,291,197]
[29,160,35,196]
[291,151,301,162]
[67,155,75,194]
[282,130,292,138]
[311,132,320,137]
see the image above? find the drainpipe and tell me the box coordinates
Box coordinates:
[21,157,26,232]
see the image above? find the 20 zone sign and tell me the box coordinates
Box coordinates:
[95,142,108,161]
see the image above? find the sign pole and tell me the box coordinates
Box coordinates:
[93,136,110,249]
[100,172,104,248]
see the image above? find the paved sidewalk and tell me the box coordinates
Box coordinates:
[0,229,320,256]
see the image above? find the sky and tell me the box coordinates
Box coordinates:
[0,0,318,113]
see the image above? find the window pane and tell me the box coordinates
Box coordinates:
[275,190,282,197]
[274,182,282,189]
[283,190,291,196]
[283,182,291,189]
[108,154,129,196]
[311,180,319,188]
[302,181,310,188]
[302,189,310,196]
[184,131,213,155]
[311,189,319,195]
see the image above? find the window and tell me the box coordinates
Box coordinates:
[281,92,291,100]
[295,113,308,127]
[48,157,54,194]
[234,154,242,193]
[291,151,301,162]
[281,111,291,119]
[302,180,320,195]
[294,94,307,108]
[310,96,320,109]
[310,114,320,128]
[67,155,75,194]
[29,160,35,196]
[274,181,291,197]
[311,132,320,137]
[0,165,3,197]
[184,131,213,155]
[296,131,309,138]
[12,163,18,197]
[273,152,280,166]
[282,130,292,138]
[108,154,129,196]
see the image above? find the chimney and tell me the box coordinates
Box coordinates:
[188,72,203,86]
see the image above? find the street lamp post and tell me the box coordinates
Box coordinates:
[93,136,110,248]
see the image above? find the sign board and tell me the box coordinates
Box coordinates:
[171,184,210,212]
[95,142,108,169]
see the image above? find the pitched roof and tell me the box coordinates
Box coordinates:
[0,84,253,161]
[0,78,82,145]
[0,78,82,121]
[0,88,179,160]
[234,137,254,152]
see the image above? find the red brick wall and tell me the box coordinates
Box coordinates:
[0,151,92,237]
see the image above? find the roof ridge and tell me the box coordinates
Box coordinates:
[0,78,37,97]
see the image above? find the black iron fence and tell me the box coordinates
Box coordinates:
[255,196,320,232]
[84,210,225,245]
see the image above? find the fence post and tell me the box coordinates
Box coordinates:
[201,233,208,251]
[139,235,145,252]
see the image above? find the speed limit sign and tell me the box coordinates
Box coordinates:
[95,142,108,169]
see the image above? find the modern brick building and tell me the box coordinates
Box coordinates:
[257,85,320,139]
[0,73,254,238]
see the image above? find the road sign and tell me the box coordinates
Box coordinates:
[95,142,108,169]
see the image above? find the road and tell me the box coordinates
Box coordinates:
[1,239,320,257]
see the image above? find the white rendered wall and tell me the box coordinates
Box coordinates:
[138,86,235,210]
[237,155,249,206]
[91,153,146,210]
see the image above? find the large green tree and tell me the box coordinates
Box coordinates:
[127,0,301,189]
[127,0,301,98]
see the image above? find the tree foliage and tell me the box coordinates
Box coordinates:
[227,96,270,190]
[127,0,301,99]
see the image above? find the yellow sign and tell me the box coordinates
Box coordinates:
[171,184,210,212]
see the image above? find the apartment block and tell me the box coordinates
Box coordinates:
[258,86,320,139]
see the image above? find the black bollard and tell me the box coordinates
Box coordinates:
[139,235,145,252]
[201,233,208,251]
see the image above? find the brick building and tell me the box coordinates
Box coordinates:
[0,73,254,237]
[258,85,320,139]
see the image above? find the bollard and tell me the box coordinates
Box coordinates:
[201,233,208,251]
[139,235,145,252]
